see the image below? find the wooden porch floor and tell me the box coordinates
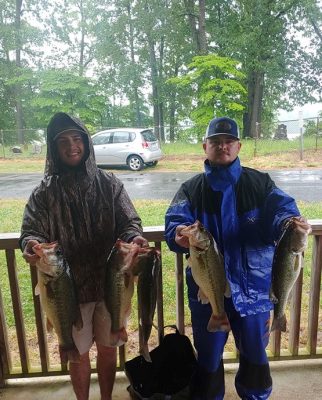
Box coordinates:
[0,359,321,399]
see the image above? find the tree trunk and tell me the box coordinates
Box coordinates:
[15,0,24,144]
[184,0,208,55]
[126,3,142,127]
[169,64,179,143]
[244,70,264,138]
[184,0,200,53]
[159,103,165,142]
[158,35,165,141]
[148,37,160,139]
[198,0,207,54]
[169,104,175,142]
[78,0,85,77]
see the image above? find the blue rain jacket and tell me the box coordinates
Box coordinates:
[165,157,300,316]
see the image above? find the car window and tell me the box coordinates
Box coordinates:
[92,132,111,145]
[112,131,131,143]
[141,130,157,142]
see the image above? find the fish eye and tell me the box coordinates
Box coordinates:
[55,248,63,256]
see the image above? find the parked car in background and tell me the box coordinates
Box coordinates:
[91,128,162,171]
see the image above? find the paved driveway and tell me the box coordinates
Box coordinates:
[1,170,322,202]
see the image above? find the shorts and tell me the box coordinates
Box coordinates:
[72,301,118,355]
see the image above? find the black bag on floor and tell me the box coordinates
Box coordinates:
[125,326,197,399]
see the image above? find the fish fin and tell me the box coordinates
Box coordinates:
[110,328,128,347]
[119,327,128,342]
[294,254,302,272]
[109,333,120,347]
[59,348,68,364]
[271,314,287,332]
[269,289,278,304]
[124,273,133,288]
[46,318,54,332]
[59,345,80,363]
[140,344,152,362]
[224,281,231,297]
[197,289,209,304]
[207,313,231,333]
[67,348,81,363]
[35,283,40,296]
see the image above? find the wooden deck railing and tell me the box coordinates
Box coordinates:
[0,222,322,386]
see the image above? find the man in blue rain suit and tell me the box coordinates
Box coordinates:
[164,116,311,399]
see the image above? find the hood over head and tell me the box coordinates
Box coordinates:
[45,112,97,179]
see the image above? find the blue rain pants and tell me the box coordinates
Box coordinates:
[187,267,272,400]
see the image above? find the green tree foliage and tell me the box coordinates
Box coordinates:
[205,0,322,137]
[304,113,322,137]
[1,0,322,145]
[169,54,246,136]
[0,0,46,141]
[29,69,107,127]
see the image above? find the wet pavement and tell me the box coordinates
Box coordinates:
[1,170,322,202]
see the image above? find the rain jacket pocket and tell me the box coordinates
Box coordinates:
[246,248,274,296]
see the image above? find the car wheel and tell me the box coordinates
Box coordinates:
[146,161,158,167]
[127,155,144,171]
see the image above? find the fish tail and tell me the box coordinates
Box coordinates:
[59,348,68,364]
[140,343,152,362]
[73,306,84,331]
[271,314,287,332]
[110,327,128,346]
[140,321,153,343]
[207,313,231,333]
[120,327,128,342]
[59,345,80,363]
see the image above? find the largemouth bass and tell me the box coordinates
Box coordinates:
[33,242,82,362]
[133,247,161,361]
[270,217,311,332]
[105,239,140,346]
[181,221,230,333]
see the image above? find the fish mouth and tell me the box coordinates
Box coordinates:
[195,246,205,252]
[291,246,306,254]
[193,244,210,253]
[41,270,61,279]
[42,271,55,278]
[192,238,211,252]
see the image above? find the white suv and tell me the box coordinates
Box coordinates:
[91,128,162,171]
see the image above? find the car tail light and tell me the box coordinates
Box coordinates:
[142,140,149,149]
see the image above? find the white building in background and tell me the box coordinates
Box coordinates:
[278,103,322,121]
[278,103,322,139]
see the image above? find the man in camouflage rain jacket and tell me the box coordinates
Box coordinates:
[20,112,147,400]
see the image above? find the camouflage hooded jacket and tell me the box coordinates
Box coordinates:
[19,112,144,303]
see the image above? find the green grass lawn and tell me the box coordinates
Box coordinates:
[1,136,322,173]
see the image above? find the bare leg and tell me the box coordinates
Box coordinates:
[69,352,91,400]
[96,343,117,400]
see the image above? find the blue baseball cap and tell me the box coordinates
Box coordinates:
[205,117,239,140]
